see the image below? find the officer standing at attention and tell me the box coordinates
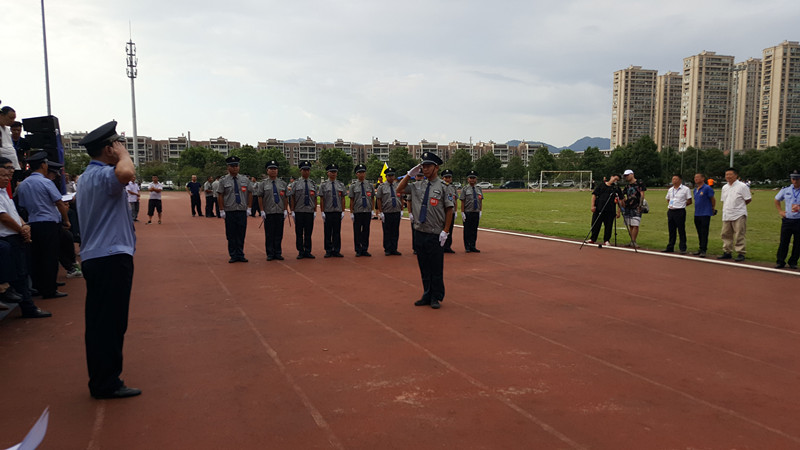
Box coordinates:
[289,160,317,259]
[440,169,457,253]
[16,151,71,298]
[376,167,403,256]
[774,169,800,269]
[203,176,217,217]
[396,152,453,309]
[76,120,140,399]
[216,156,252,263]
[319,163,346,258]
[407,171,425,254]
[349,164,375,256]
[257,160,288,261]
[460,170,483,253]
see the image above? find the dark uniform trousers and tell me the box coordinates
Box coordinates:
[463,212,480,251]
[694,215,711,253]
[777,218,800,265]
[224,210,247,259]
[264,213,285,258]
[382,212,401,253]
[190,193,202,216]
[414,230,445,301]
[0,234,39,315]
[666,208,687,252]
[323,214,342,254]
[295,212,314,254]
[353,212,371,253]
[58,226,77,270]
[443,212,455,250]
[250,196,261,216]
[590,209,615,243]
[205,196,217,217]
[130,201,140,221]
[29,221,60,296]
[83,254,133,397]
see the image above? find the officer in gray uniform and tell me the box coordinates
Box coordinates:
[349,163,375,256]
[396,152,454,309]
[407,171,425,254]
[289,160,317,259]
[257,160,288,261]
[215,156,252,263]
[460,170,483,253]
[376,167,403,256]
[319,163,346,258]
[440,169,458,253]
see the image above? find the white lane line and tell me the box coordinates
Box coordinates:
[86,402,105,450]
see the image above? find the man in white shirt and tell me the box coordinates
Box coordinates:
[719,167,752,262]
[146,175,163,224]
[662,174,693,254]
[126,177,141,222]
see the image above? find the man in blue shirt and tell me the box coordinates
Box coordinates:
[774,169,800,269]
[16,151,70,298]
[692,173,716,258]
[77,121,140,399]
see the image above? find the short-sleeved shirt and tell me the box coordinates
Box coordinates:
[0,190,23,237]
[592,182,622,212]
[76,161,136,261]
[693,183,715,216]
[0,126,21,170]
[720,180,751,221]
[148,182,164,200]
[443,183,457,214]
[459,184,483,213]
[666,185,692,209]
[289,178,317,213]
[376,181,402,213]
[126,182,140,203]
[349,180,375,214]
[203,181,214,195]
[319,179,345,213]
[407,177,453,234]
[186,181,202,195]
[257,178,288,214]
[215,174,252,211]
[775,185,800,220]
[16,172,62,223]
[621,179,646,215]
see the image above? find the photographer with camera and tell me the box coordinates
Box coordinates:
[587,174,622,246]
[620,169,646,248]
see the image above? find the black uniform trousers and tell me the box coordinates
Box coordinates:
[413,230,445,302]
[463,212,480,251]
[777,218,800,265]
[29,221,60,297]
[190,193,202,216]
[83,254,133,397]
[295,212,314,255]
[323,213,342,254]
[443,212,455,250]
[666,208,687,252]
[382,212,401,253]
[58,226,77,270]
[224,210,247,259]
[205,196,217,217]
[0,234,39,315]
[694,215,711,253]
[264,213,285,258]
[250,195,261,216]
[590,209,615,243]
[353,212,371,254]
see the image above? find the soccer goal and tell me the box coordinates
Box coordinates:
[532,170,593,192]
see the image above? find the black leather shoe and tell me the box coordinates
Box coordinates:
[296,254,305,260]
[443,248,455,253]
[385,252,392,256]
[717,253,732,260]
[324,253,332,258]
[465,248,472,253]
[661,249,673,253]
[1,288,22,303]
[355,252,362,257]
[775,262,786,269]
[229,258,237,263]
[92,386,142,399]
[305,253,315,259]
[30,288,40,297]
[789,264,798,270]
[21,308,52,318]
[430,299,441,309]
[56,281,66,287]
[42,291,68,299]
[267,256,274,261]
[238,257,249,263]
[361,251,371,257]
[735,253,746,262]
[691,251,702,256]
[471,248,481,253]
[274,255,284,261]
[414,298,431,306]
[391,251,402,256]
[333,252,344,258]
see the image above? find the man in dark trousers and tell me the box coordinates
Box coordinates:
[216,156,253,263]
[319,163,345,258]
[203,176,217,217]
[349,164,374,256]
[588,174,622,246]
[440,169,457,253]
[77,120,140,399]
[257,160,288,261]
[289,160,317,259]
[186,174,203,217]
[376,167,403,256]
[460,170,483,253]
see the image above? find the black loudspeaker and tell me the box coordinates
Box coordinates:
[22,115,60,133]
[27,133,59,149]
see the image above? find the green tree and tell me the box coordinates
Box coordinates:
[229,145,264,180]
[556,149,580,171]
[388,147,417,175]
[259,147,291,179]
[529,147,557,178]
[319,147,354,180]
[607,136,660,184]
[139,160,178,182]
[64,150,91,176]
[443,148,473,182]
[474,153,502,181]
[580,146,606,181]
[366,154,384,182]
[504,155,526,180]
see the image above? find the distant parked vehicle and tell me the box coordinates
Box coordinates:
[476,181,494,189]
[163,181,175,190]
[140,182,151,190]
[561,180,575,187]
[500,180,526,189]
[552,182,562,188]
[528,181,538,188]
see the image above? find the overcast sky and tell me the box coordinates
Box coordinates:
[3,0,798,148]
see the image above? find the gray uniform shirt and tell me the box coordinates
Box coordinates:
[348,181,375,214]
[289,178,317,213]
[443,183,458,215]
[408,178,453,234]
[256,178,288,214]
[460,184,483,212]
[376,181,403,213]
[203,181,214,196]
[319,180,346,212]
[216,174,252,211]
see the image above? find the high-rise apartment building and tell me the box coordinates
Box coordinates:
[653,72,682,151]
[758,40,800,149]
[731,58,762,151]
[680,51,735,150]
[611,66,657,148]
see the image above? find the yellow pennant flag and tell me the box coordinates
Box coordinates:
[378,162,388,183]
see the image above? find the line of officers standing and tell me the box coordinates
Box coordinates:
[214,154,484,308]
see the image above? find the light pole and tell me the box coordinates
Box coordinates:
[729,65,746,168]
[126,35,139,167]
[40,0,52,115]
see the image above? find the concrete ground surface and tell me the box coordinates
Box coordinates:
[1,192,799,449]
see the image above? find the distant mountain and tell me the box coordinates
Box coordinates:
[506,140,559,153]
[560,137,610,152]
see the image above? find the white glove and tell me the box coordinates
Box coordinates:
[406,163,422,179]
[284,210,288,219]
[371,210,376,218]
[291,212,296,219]
[340,212,345,220]
[379,212,385,222]
[439,231,448,247]
[313,212,317,218]
[260,211,266,220]
[461,212,466,221]
[246,208,251,215]
[322,212,326,221]
[409,213,414,222]
[479,211,482,218]
[220,211,226,219]
[350,213,355,222]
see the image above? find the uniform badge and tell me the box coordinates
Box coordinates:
[430,198,439,206]
[367,192,372,197]
[478,194,483,200]
[241,186,247,192]
[279,191,285,196]
[310,190,316,195]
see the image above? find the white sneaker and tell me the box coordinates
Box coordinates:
[66,269,83,278]
[603,241,610,246]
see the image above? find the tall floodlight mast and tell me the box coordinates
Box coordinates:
[126,30,139,166]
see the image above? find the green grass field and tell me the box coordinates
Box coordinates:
[458,189,787,264]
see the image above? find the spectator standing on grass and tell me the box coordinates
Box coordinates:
[588,174,622,246]
[186,174,202,217]
[460,170,483,253]
[773,169,800,270]
[146,175,163,225]
[662,174,692,254]
[127,176,140,222]
[620,169,646,248]
[692,173,716,258]
[718,167,752,262]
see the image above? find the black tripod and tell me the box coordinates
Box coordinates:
[580,189,637,252]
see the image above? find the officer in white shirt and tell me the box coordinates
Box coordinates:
[662,174,692,254]
[719,167,752,261]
